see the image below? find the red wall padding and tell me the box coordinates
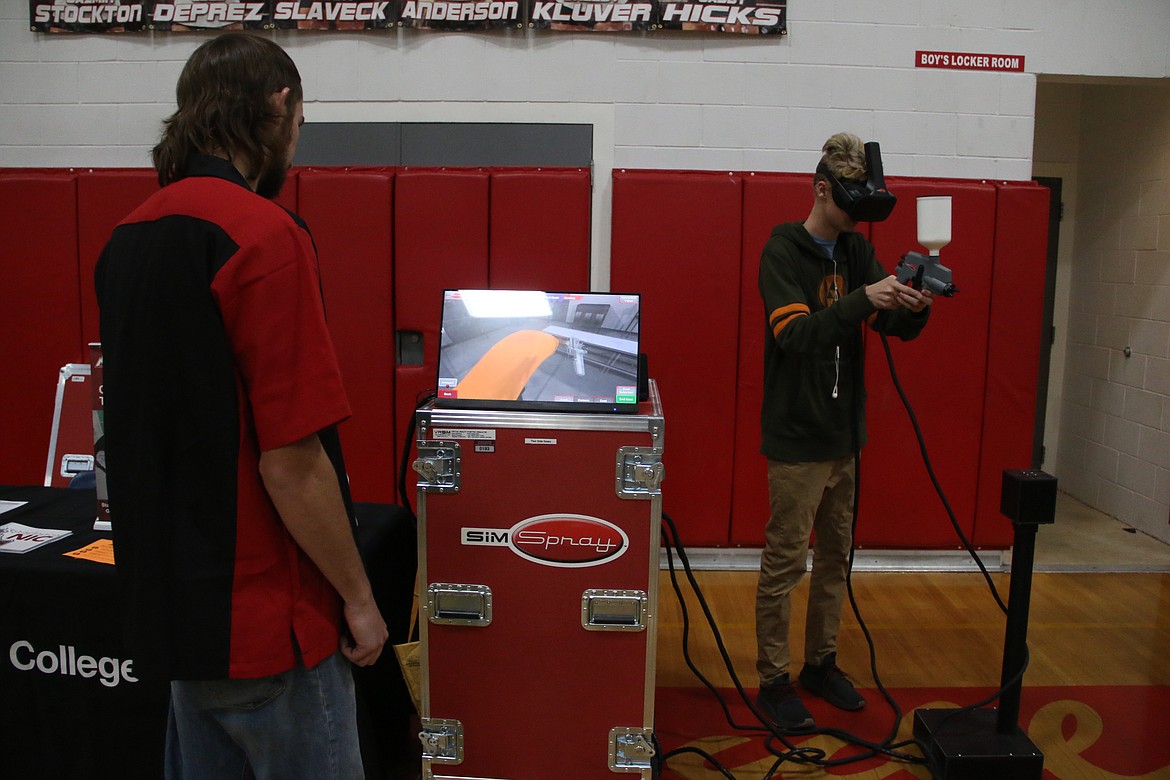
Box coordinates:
[616,172,1038,551]
[298,170,397,503]
[972,182,1050,546]
[489,169,590,291]
[0,173,83,486]
[610,170,744,547]
[393,170,490,438]
[729,173,813,545]
[1,166,1049,551]
[863,179,998,548]
[1,166,597,510]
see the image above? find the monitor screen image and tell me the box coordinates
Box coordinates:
[435,289,641,414]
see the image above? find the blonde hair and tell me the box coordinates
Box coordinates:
[818,132,866,181]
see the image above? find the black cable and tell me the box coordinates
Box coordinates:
[655,324,1030,778]
[657,512,930,777]
[653,303,934,775]
[878,329,1037,742]
[398,327,1023,777]
[833,320,939,770]
[878,331,1008,614]
[660,746,738,780]
[656,518,828,777]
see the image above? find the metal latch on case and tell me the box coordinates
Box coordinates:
[427,583,492,626]
[582,589,647,632]
[59,453,94,478]
[615,446,664,499]
[412,440,461,493]
[609,727,656,771]
[419,718,463,764]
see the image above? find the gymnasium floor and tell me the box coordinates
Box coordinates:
[653,493,1170,778]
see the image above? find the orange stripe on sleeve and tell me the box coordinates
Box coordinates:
[770,304,810,339]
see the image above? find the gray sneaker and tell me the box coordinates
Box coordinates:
[757,677,815,732]
[798,653,866,711]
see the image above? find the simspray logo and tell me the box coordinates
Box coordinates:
[461,514,629,568]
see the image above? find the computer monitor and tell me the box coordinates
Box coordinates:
[434,289,641,414]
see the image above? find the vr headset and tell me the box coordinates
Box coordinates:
[816,141,897,222]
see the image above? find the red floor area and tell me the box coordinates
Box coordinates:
[655,685,1170,778]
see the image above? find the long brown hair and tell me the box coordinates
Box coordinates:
[152,33,302,187]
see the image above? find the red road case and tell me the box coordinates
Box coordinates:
[413,381,664,780]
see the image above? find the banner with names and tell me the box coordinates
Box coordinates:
[29,0,787,34]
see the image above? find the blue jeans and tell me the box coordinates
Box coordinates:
[166,651,363,780]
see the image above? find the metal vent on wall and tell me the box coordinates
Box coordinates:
[296,122,593,167]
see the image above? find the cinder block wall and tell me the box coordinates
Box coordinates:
[2,2,1168,174]
[1055,80,1170,540]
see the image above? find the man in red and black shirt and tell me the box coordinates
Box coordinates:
[95,33,386,779]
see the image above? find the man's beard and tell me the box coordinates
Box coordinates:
[253,126,292,200]
[254,153,289,200]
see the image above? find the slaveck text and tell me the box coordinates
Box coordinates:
[30,0,785,34]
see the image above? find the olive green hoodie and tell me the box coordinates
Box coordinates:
[759,222,929,462]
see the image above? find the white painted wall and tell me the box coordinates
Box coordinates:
[2,1,1168,174]
[1048,79,1170,543]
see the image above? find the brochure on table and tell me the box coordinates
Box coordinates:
[0,521,73,554]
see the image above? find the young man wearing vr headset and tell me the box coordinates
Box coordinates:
[755,132,931,731]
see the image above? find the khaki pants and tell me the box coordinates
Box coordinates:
[755,456,855,685]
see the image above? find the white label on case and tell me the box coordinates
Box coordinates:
[432,428,495,440]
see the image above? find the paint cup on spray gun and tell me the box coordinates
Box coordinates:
[895,196,958,296]
[917,196,952,256]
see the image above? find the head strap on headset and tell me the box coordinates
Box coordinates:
[817,141,897,222]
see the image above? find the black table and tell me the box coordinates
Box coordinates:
[0,485,418,780]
